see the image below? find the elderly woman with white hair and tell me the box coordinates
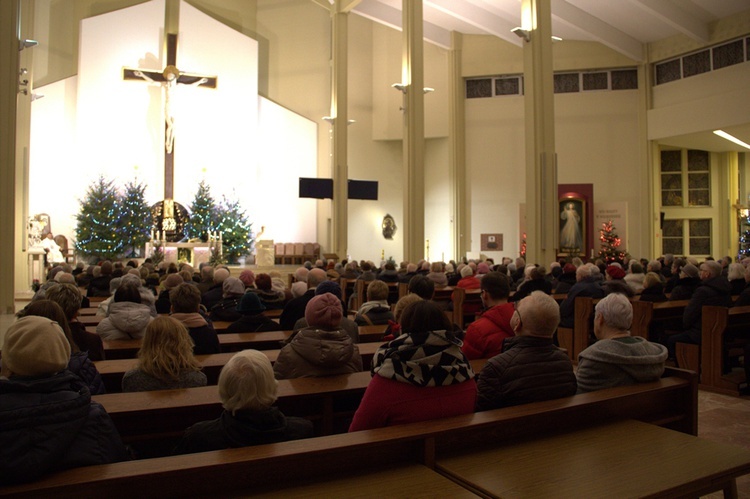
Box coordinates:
[728,262,746,295]
[173,350,313,454]
[576,293,667,393]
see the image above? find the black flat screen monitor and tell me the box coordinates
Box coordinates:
[348,180,378,200]
[299,178,333,199]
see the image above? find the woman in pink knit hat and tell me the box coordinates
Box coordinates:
[273,293,362,380]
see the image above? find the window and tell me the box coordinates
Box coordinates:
[713,40,744,70]
[682,50,710,78]
[655,59,681,85]
[653,36,749,85]
[554,73,579,93]
[660,149,710,207]
[495,77,521,96]
[661,219,712,256]
[582,72,608,91]
[611,69,638,90]
[466,78,492,99]
[465,68,637,99]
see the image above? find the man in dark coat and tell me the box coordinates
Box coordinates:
[475,291,577,411]
[279,268,327,330]
[558,264,605,328]
[667,260,732,358]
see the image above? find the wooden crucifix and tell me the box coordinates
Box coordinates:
[123,33,217,201]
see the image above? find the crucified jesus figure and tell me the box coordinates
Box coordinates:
[133,65,207,154]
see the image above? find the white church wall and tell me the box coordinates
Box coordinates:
[255,0,333,253]
[29,0,319,254]
[76,0,167,206]
[464,85,642,261]
[28,77,79,239]
[555,90,643,257]
[370,21,449,141]
[346,14,404,262]
[649,63,750,141]
[256,97,317,244]
[173,1,259,209]
[465,95,526,261]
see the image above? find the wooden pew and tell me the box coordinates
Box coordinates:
[556,296,595,363]
[1,368,700,497]
[631,299,689,340]
[95,342,386,393]
[101,325,389,359]
[91,359,487,445]
[451,287,482,329]
[678,305,750,397]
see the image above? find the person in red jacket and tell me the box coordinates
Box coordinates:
[348,300,476,432]
[461,272,515,360]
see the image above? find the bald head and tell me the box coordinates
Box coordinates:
[307,268,327,289]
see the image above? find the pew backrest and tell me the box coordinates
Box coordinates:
[1,367,697,497]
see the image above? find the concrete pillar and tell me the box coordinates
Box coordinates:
[401,0,425,262]
[448,31,467,262]
[331,0,350,260]
[1,0,20,313]
[521,0,557,265]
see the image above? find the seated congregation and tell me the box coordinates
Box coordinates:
[3,250,747,486]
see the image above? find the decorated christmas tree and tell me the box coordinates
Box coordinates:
[187,180,218,242]
[215,195,254,264]
[119,180,153,257]
[598,219,625,262]
[75,176,124,260]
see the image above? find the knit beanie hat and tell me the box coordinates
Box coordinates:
[563,263,577,274]
[315,280,342,299]
[163,273,183,289]
[239,270,256,287]
[681,263,699,279]
[477,262,490,274]
[460,265,474,278]
[237,292,266,315]
[3,316,70,377]
[223,277,245,297]
[606,266,626,280]
[305,293,342,330]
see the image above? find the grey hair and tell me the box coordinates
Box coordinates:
[219,350,278,414]
[701,260,722,278]
[595,293,633,331]
[728,263,744,281]
[518,291,560,337]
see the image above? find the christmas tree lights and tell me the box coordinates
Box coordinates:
[597,219,625,262]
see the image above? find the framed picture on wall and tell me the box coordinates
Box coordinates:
[559,198,585,255]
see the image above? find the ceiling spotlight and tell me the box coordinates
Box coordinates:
[511,27,530,42]
[391,83,407,93]
[19,39,38,51]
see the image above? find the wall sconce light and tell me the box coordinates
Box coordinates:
[19,39,38,51]
[511,27,530,42]
[391,83,407,93]
[423,87,435,94]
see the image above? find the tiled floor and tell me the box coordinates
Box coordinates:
[1,308,749,495]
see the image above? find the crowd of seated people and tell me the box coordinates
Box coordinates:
[7,250,750,485]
